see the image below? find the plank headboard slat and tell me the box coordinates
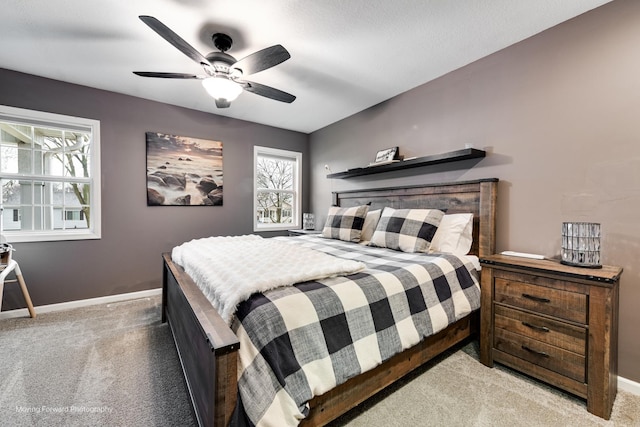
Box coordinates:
[332,179,498,258]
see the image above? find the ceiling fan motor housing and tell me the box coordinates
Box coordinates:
[206,51,240,76]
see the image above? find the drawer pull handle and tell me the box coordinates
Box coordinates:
[522,345,550,358]
[522,321,550,332]
[522,293,551,303]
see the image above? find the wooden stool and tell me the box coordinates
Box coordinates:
[0,249,36,318]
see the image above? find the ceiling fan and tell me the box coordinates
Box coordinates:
[133,15,295,108]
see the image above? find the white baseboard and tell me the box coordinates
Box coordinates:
[619,375,640,396]
[2,287,640,397]
[0,288,162,320]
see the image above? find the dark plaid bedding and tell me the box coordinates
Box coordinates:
[230,235,481,426]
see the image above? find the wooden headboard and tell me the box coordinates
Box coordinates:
[332,178,498,258]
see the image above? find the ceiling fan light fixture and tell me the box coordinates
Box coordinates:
[202,76,243,102]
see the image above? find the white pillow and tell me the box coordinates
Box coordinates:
[429,213,473,255]
[359,209,381,244]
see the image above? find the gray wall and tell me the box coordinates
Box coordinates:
[0,68,308,308]
[310,0,640,382]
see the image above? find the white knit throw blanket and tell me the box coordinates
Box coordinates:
[171,235,365,324]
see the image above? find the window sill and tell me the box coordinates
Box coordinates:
[3,230,101,243]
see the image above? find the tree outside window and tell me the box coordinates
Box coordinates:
[254,146,301,231]
[0,105,100,242]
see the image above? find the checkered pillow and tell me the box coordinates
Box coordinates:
[369,207,445,253]
[321,205,369,242]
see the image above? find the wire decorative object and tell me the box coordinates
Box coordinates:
[561,222,601,268]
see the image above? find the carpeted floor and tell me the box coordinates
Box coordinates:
[329,344,640,427]
[1,295,639,426]
[0,296,196,427]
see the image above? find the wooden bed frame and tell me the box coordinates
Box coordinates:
[162,178,498,426]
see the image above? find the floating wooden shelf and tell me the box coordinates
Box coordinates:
[326,148,486,179]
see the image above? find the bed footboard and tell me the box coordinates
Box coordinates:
[163,253,239,427]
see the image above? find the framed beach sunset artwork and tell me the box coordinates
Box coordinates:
[146,132,223,206]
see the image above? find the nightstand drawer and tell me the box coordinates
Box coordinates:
[494,328,586,383]
[495,305,586,355]
[494,277,587,324]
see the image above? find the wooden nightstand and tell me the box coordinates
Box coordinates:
[288,229,320,236]
[479,254,622,419]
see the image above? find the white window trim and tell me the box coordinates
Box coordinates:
[0,105,101,242]
[253,146,302,232]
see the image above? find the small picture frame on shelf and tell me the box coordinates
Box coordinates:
[373,146,399,164]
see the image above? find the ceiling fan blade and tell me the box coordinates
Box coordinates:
[215,99,231,108]
[139,15,214,75]
[240,81,296,103]
[133,72,205,79]
[232,45,290,76]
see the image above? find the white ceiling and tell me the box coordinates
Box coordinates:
[1,0,612,134]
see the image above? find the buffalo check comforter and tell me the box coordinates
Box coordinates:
[227,235,482,427]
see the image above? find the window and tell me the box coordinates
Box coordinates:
[0,105,101,242]
[254,146,302,231]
